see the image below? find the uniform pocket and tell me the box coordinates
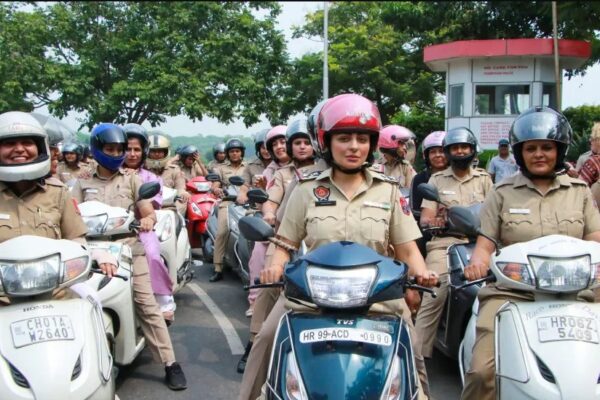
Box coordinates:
[34,210,62,239]
[556,210,584,238]
[360,207,389,241]
[501,213,533,243]
[0,217,15,242]
[306,207,339,241]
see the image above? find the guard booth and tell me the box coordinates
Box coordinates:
[424,39,591,149]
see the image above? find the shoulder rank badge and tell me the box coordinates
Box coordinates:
[399,196,411,216]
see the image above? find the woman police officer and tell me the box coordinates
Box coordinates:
[238,93,438,400]
[461,106,600,400]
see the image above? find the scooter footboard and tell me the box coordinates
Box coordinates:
[267,313,418,399]
[0,298,113,400]
[496,301,600,399]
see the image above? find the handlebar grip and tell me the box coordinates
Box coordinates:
[129,220,140,230]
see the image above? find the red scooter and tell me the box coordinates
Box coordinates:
[186,176,218,248]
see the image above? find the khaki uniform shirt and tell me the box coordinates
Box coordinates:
[374,157,416,188]
[481,173,600,246]
[179,160,207,182]
[207,160,225,174]
[278,168,421,256]
[149,165,186,193]
[71,168,146,256]
[56,161,88,183]
[242,158,267,188]
[216,160,248,188]
[422,166,493,251]
[0,179,88,243]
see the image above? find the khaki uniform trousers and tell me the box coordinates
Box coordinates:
[414,247,449,358]
[213,201,231,272]
[248,243,279,342]
[132,254,176,364]
[461,284,595,400]
[239,294,430,400]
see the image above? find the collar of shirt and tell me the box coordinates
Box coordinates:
[440,166,482,181]
[315,168,374,199]
[512,172,573,192]
[91,166,126,181]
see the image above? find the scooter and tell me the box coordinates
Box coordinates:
[240,216,438,399]
[203,175,257,284]
[452,207,600,398]
[417,183,483,360]
[155,186,194,293]
[0,236,114,399]
[185,176,218,249]
[80,182,160,367]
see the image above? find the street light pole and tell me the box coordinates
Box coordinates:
[323,1,329,100]
[552,1,561,110]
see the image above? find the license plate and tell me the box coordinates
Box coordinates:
[299,327,392,346]
[537,315,599,344]
[10,315,75,348]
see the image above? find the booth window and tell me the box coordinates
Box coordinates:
[449,85,463,117]
[474,84,530,115]
[542,84,557,109]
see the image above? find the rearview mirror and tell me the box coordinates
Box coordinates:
[205,173,220,182]
[229,176,245,186]
[239,216,274,242]
[138,182,161,200]
[447,207,480,238]
[417,183,441,203]
[248,189,269,204]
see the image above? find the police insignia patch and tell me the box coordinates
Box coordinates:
[313,185,330,201]
[399,196,411,215]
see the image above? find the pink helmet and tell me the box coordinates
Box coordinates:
[266,125,287,160]
[378,125,414,150]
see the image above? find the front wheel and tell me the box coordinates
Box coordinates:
[202,235,214,263]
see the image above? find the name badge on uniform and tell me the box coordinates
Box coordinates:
[509,208,530,215]
[0,213,10,220]
[85,188,99,194]
[363,201,391,210]
[441,190,456,195]
[313,185,336,206]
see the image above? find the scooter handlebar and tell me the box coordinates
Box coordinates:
[91,267,129,281]
[243,277,284,291]
[455,270,495,290]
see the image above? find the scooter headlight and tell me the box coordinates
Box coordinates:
[285,351,308,400]
[82,213,108,235]
[306,265,377,308]
[529,255,591,292]
[195,182,211,192]
[190,202,202,216]
[155,215,173,242]
[0,255,61,296]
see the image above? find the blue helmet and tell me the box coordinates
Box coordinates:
[90,123,127,171]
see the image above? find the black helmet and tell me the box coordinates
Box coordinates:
[179,144,199,159]
[307,99,328,157]
[443,127,477,170]
[225,138,245,159]
[285,117,314,159]
[254,129,269,159]
[509,106,572,175]
[212,143,225,160]
[122,123,149,162]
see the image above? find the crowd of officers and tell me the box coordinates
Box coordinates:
[1,95,600,399]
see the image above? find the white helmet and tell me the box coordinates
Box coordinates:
[0,111,50,182]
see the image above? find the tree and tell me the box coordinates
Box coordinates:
[36,2,288,129]
[564,105,600,161]
[0,4,51,113]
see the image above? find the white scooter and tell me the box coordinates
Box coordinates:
[155,187,193,293]
[79,182,160,367]
[0,236,114,399]
[451,207,600,399]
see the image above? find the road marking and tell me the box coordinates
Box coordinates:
[188,282,245,355]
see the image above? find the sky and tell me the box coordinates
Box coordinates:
[37,1,600,137]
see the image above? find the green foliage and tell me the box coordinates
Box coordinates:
[563,105,600,161]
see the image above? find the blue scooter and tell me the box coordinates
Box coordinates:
[240,217,436,399]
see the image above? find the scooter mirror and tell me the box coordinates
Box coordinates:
[229,175,245,186]
[447,206,480,237]
[205,173,220,182]
[239,216,274,242]
[138,182,161,200]
[417,183,441,203]
[247,189,269,204]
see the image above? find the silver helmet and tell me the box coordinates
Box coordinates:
[0,111,50,182]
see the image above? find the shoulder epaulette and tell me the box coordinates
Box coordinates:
[45,177,67,187]
[371,170,398,184]
[298,170,322,182]
[369,163,385,173]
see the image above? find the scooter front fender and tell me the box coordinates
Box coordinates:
[0,298,113,400]
[267,313,418,399]
[496,301,600,399]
